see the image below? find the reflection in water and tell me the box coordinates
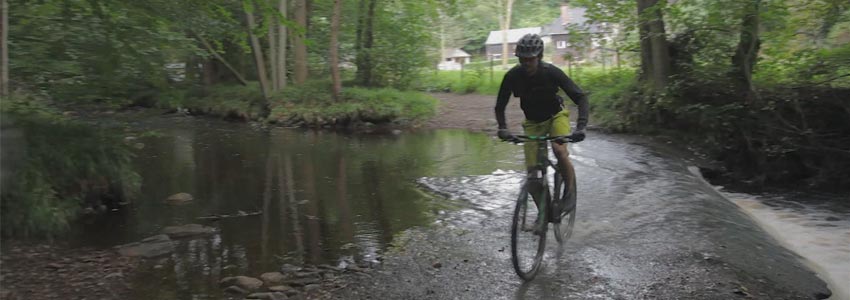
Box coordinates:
[66,118,518,299]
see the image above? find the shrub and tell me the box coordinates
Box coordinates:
[173,83,268,120]
[1,93,141,237]
[267,81,438,126]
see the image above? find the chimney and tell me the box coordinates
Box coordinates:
[560,3,569,25]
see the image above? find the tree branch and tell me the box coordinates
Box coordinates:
[792,73,850,89]
[190,31,249,86]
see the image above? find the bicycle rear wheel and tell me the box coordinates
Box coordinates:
[511,182,547,280]
[553,172,577,244]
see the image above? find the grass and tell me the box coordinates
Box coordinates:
[267,81,439,127]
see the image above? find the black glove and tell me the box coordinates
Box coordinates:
[570,129,586,142]
[497,129,515,141]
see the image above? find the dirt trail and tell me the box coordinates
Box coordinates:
[424,93,526,134]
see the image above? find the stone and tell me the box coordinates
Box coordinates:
[268,285,294,293]
[165,193,193,204]
[260,272,287,285]
[304,284,321,292]
[142,234,171,243]
[280,264,302,274]
[346,265,366,272]
[317,264,342,272]
[162,224,216,238]
[116,235,175,258]
[294,271,321,278]
[219,276,263,291]
[246,292,274,299]
[223,286,248,294]
[285,277,321,287]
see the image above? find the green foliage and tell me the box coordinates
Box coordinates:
[8,0,197,104]
[416,69,507,95]
[369,0,440,89]
[1,94,141,237]
[572,68,638,131]
[267,82,438,126]
[182,83,268,120]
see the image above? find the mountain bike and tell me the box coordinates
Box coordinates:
[507,134,578,281]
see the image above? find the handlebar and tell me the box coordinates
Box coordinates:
[506,134,578,145]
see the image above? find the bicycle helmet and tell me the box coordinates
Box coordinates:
[515,34,544,58]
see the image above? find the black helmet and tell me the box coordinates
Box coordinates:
[515,34,544,58]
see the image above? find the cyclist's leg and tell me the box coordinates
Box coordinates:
[549,110,576,198]
[522,119,551,210]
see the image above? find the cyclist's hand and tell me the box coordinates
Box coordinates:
[570,129,586,142]
[498,129,515,141]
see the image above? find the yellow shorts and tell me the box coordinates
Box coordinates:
[522,109,571,169]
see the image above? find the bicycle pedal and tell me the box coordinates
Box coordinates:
[533,225,545,236]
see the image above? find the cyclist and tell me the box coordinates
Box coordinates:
[495,33,589,225]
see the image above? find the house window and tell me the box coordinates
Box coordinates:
[556,41,567,49]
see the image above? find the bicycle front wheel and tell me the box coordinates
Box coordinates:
[553,172,577,244]
[510,182,547,280]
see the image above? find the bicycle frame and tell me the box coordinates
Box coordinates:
[514,135,574,230]
[508,134,576,281]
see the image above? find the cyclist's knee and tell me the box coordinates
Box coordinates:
[552,146,569,159]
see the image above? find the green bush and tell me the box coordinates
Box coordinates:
[174,83,268,120]
[572,68,638,131]
[416,69,507,95]
[417,71,460,93]
[1,93,141,237]
[267,81,438,126]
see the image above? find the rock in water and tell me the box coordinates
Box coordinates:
[165,193,193,204]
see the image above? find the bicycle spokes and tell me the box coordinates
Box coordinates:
[511,184,546,280]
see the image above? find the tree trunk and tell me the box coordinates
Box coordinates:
[637,0,653,83]
[355,0,377,86]
[355,0,365,53]
[202,60,214,86]
[277,0,287,90]
[245,2,271,98]
[269,14,279,92]
[731,0,761,103]
[499,0,514,69]
[637,0,671,90]
[329,0,342,101]
[293,0,308,85]
[647,6,671,89]
[185,55,199,83]
[439,17,445,66]
[193,32,249,86]
[1,0,8,98]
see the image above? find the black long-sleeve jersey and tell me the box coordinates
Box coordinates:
[495,62,589,130]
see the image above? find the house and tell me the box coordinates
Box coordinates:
[484,4,617,67]
[484,27,542,60]
[542,4,617,66]
[438,48,472,70]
